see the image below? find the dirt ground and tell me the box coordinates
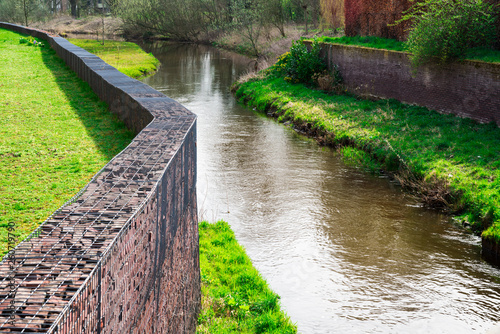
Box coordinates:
[32,15,124,40]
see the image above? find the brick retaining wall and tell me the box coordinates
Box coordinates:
[311,42,500,126]
[0,23,200,333]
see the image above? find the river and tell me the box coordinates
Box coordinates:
[141,43,500,334]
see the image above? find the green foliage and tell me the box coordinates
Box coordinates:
[267,40,342,91]
[400,0,498,68]
[284,40,326,84]
[198,221,297,333]
[0,28,134,259]
[234,71,500,243]
[0,0,48,25]
[315,35,500,63]
[464,47,500,63]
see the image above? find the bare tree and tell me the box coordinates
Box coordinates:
[264,0,287,37]
[231,0,267,57]
[0,0,48,25]
[68,0,79,17]
[118,0,205,40]
[320,0,344,29]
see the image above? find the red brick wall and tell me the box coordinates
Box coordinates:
[316,42,500,125]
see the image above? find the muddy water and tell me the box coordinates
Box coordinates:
[141,43,500,333]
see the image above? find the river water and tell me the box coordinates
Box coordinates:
[141,43,500,333]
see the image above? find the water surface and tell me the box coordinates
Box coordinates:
[141,43,500,333]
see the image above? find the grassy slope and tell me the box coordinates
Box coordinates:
[0,28,134,259]
[233,75,500,241]
[316,36,500,63]
[198,221,297,333]
[68,38,159,78]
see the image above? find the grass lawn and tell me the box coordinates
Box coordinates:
[0,28,134,259]
[198,221,297,333]
[315,36,500,63]
[68,38,159,78]
[233,74,500,242]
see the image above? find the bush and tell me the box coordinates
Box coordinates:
[267,40,343,90]
[402,0,498,68]
[283,40,326,84]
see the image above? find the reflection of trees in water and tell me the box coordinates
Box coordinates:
[141,42,252,102]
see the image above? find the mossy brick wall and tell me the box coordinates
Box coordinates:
[314,42,500,125]
[0,23,200,333]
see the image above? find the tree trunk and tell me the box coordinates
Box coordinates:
[69,0,78,18]
[303,5,308,34]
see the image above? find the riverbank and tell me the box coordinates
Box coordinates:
[0,27,134,259]
[68,38,159,78]
[232,74,500,246]
[198,221,296,333]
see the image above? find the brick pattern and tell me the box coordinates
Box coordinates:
[0,23,200,333]
[316,42,500,125]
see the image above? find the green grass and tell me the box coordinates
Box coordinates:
[315,36,500,63]
[316,35,406,52]
[68,38,160,78]
[233,74,500,242]
[0,28,134,259]
[198,221,297,333]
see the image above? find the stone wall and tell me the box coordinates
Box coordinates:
[314,42,500,125]
[0,23,200,333]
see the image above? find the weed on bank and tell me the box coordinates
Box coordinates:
[198,221,297,333]
[0,28,134,259]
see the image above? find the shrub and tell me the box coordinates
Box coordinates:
[267,40,342,90]
[284,40,326,84]
[402,0,498,68]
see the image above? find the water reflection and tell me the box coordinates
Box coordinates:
[141,42,500,333]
